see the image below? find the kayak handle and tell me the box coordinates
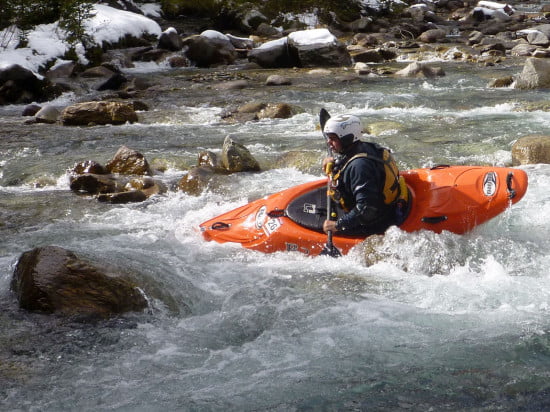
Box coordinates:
[421,216,448,224]
[430,164,450,170]
[506,172,516,199]
[211,222,231,230]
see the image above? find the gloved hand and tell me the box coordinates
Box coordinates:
[322,156,334,176]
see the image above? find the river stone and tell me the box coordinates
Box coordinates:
[97,190,148,203]
[181,33,236,68]
[0,64,60,105]
[60,101,138,125]
[511,135,550,165]
[71,160,107,175]
[257,103,295,119]
[69,173,120,194]
[35,105,60,124]
[221,135,260,173]
[395,62,445,78]
[10,246,148,319]
[105,145,152,175]
[514,57,550,89]
[158,27,183,51]
[177,166,215,196]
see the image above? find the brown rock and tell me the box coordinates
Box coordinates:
[10,246,148,320]
[69,173,120,194]
[97,190,148,203]
[61,101,138,126]
[221,135,261,173]
[512,135,550,165]
[177,166,215,196]
[105,145,152,176]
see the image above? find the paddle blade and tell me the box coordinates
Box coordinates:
[319,108,331,130]
[320,241,342,258]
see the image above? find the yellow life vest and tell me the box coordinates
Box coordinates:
[330,149,408,211]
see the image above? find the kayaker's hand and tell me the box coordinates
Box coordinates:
[323,220,337,234]
[323,157,334,175]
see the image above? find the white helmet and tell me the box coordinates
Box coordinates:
[323,114,363,148]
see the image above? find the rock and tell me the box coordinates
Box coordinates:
[105,145,152,176]
[287,28,352,68]
[97,190,148,203]
[46,60,77,79]
[177,166,216,196]
[512,135,550,165]
[366,120,406,136]
[351,48,386,63]
[60,101,138,126]
[97,73,128,91]
[488,76,514,87]
[71,160,107,175]
[255,23,281,38]
[265,75,292,86]
[168,55,190,68]
[0,64,61,105]
[34,105,60,124]
[10,246,148,320]
[257,103,295,119]
[198,150,226,172]
[69,173,120,194]
[80,65,117,78]
[22,104,41,117]
[248,38,296,68]
[418,28,447,43]
[157,27,183,51]
[221,135,260,173]
[395,62,445,78]
[514,57,550,89]
[182,31,237,68]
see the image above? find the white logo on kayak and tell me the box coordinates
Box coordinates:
[303,203,316,214]
[483,172,497,196]
[255,206,267,229]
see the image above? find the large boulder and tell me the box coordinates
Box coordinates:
[287,29,352,68]
[247,37,296,68]
[182,30,237,67]
[60,101,138,126]
[221,135,261,173]
[0,64,61,105]
[157,27,183,51]
[11,246,148,320]
[514,57,550,89]
[512,135,550,165]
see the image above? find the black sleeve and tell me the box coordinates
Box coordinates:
[335,157,384,231]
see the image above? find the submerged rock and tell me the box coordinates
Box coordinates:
[512,135,550,165]
[11,246,148,320]
[60,101,138,126]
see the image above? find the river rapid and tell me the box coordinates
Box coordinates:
[1,59,550,410]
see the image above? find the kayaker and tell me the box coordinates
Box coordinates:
[322,114,408,236]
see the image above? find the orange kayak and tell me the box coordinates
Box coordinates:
[199,165,528,256]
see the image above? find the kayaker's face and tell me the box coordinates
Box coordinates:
[326,133,343,153]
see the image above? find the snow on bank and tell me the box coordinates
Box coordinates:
[0,4,161,73]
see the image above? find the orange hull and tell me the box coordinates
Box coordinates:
[199,166,528,256]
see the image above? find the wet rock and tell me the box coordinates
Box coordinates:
[395,62,445,78]
[418,28,447,43]
[512,135,550,165]
[177,166,216,196]
[0,64,61,105]
[182,31,237,68]
[488,76,514,88]
[97,190,148,203]
[80,65,117,78]
[221,135,260,173]
[288,28,352,68]
[257,103,296,119]
[11,246,148,320]
[198,150,226,172]
[46,60,77,79]
[60,101,138,126]
[248,38,296,68]
[265,74,292,86]
[22,104,41,117]
[105,145,152,176]
[351,48,386,63]
[34,105,60,124]
[69,173,120,194]
[514,57,550,89]
[97,73,128,91]
[158,27,183,51]
[72,160,108,175]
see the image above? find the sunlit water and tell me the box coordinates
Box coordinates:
[1,60,550,410]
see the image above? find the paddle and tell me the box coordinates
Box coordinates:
[319,108,342,258]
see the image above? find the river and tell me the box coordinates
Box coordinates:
[1,58,550,410]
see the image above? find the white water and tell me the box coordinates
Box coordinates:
[1,62,550,410]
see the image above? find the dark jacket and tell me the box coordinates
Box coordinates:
[332,141,396,236]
